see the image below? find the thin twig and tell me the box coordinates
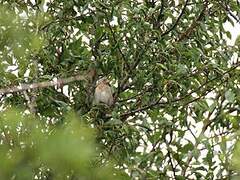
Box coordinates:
[218,1,240,23]
[161,0,190,37]
[177,0,208,41]
[106,18,130,69]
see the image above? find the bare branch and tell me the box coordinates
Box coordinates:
[23,91,37,114]
[0,74,87,95]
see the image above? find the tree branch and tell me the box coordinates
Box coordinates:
[161,0,190,37]
[116,61,240,120]
[177,0,208,41]
[114,38,153,102]
[218,1,240,23]
[153,0,165,29]
[0,73,88,95]
[23,91,37,114]
[106,18,130,70]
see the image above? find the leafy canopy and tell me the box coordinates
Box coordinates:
[0,0,240,179]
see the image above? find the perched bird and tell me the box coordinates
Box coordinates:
[94,77,113,106]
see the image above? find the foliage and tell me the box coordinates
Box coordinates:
[0,0,240,179]
[0,109,128,180]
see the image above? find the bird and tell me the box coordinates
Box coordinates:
[94,77,113,106]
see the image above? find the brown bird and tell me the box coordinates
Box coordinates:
[94,77,113,106]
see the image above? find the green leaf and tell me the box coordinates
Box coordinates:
[181,143,194,154]
[225,90,235,103]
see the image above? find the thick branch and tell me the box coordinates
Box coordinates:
[0,74,87,95]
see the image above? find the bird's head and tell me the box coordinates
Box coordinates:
[97,77,110,86]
